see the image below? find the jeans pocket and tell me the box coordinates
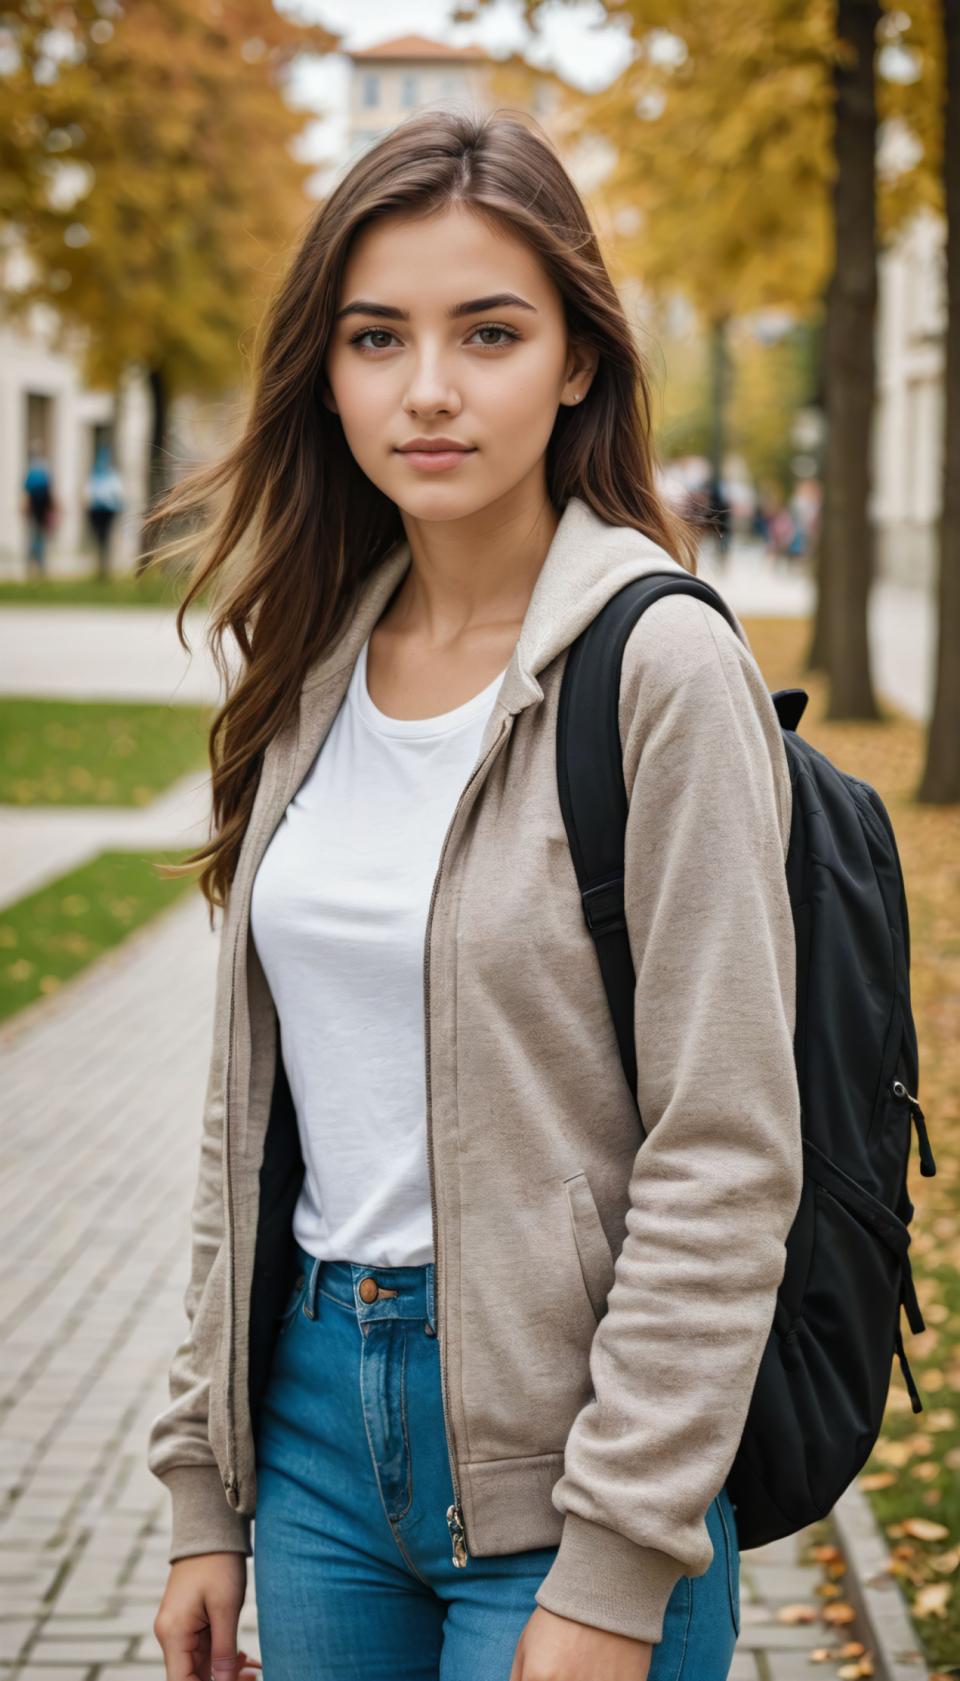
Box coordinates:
[277,1266,308,1333]
[715,1486,741,1637]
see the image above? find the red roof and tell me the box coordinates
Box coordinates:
[347,34,489,63]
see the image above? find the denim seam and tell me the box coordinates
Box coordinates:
[715,1490,741,1636]
[392,1328,414,1522]
[317,1284,365,1314]
[276,1272,309,1333]
[670,1575,693,1681]
[357,1325,429,1587]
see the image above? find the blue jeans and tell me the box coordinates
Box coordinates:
[252,1240,741,1680]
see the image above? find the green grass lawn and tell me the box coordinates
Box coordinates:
[0,569,206,608]
[1,697,212,805]
[0,848,199,1022]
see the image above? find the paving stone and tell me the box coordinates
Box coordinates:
[43,1615,154,1637]
[763,1658,852,1680]
[735,1619,831,1650]
[0,1623,34,1660]
[744,1564,824,1601]
[728,1655,761,1680]
[16,1669,95,1681]
[97,1671,170,1681]
[29,1640,132,1664]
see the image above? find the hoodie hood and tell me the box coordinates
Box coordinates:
[301,494,749,716]
[270,494,753,812]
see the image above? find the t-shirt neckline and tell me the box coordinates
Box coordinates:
[351,635,509,741]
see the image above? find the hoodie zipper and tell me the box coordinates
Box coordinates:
[221,905,243,1503]
[424,710,512,1567]
[222,748,286,1507]
[221,710,513,1535]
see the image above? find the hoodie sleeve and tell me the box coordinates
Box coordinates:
[533,591,803,1644]
[145,901,253,1562]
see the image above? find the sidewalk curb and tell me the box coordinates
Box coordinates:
[832,1480,931,1680]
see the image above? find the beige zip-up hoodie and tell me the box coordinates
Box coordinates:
[146,494,803,1645]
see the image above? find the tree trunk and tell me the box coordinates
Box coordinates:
[709,314,730,486]
[806,287,832,673]
[137,366,170,573]
[822,0,881,719]
[918,0,960,802]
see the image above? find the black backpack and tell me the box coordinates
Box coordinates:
[556,571,937,1552]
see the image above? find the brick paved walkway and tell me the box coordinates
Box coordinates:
[0,889,880,1680]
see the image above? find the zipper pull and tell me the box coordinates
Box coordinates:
[446,1502,469,1568]
[895,1325,924,1414]
[893,1081,937,1177]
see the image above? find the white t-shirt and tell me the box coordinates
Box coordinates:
[249,633,508,1266]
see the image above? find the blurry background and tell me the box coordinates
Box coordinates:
[0,3,958,1677]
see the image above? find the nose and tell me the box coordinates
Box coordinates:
[402,357,461,417]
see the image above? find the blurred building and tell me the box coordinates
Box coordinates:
[345,34,494,157]
[0,261,245,580]
[0,260,154,578]
[874,208,945,590]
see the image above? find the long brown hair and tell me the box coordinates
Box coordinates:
[143,105,698,920]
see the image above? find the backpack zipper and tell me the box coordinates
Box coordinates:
[423,711,512,1568]
[891,1080,937,1177]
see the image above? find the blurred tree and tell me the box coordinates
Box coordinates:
[459,0,938,719]
[731,321,819,497]
[918,0,959,803]
[0,1,338,555]
[820,0,881,720]
[458,0,835,486]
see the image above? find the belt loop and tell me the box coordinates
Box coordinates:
[304,1253,321,1319]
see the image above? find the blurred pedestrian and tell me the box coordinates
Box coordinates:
[767,503,795,571]
[84,443,125,578]
[705,475,732,567]
[22,444,57,576]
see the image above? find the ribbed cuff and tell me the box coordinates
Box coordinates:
[534,1511,685,1644]
[161,1465,253,1563]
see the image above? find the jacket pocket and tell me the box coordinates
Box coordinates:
[562,1171,616,1324]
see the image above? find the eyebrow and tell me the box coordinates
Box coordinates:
[334,292,538,323]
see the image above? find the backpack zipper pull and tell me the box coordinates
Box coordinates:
[446,1502,469,1567]
[893,1081,937,1177]
[894,1325,924,1414]
[899,1254,926,1336]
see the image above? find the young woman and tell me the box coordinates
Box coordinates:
[147,107,802,1681]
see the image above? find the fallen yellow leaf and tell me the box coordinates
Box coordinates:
[901,1517,950,1542]
[776,1603,818,1624]
[913,1580,951,1618]
[822,1602,858,1625]
[859,1471,897,1491]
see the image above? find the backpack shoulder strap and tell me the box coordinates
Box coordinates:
[555,570,748,1120]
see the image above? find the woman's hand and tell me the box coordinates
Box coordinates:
[153,1552,262,1681]
[509,1604,653,1681]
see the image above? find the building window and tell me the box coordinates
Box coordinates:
[400,73,418,107]
[362,72,379,108]
[25,392,53,462]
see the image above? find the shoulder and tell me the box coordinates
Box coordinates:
[616,587,793,854]
[619,587,753,704]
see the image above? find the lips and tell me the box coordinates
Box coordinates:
[397,441,474,453]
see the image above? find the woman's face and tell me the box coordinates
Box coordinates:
[322,201,595,520]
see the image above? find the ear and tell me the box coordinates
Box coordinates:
[561,341,600,407]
